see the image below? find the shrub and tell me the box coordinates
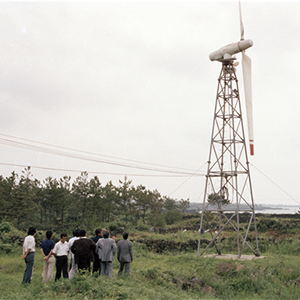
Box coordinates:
[148,213,166,228]
[164,210,183,225]
[108,222,127,235]
[0,221,12,233]
[140,267,167,286]
[0,243,13,253]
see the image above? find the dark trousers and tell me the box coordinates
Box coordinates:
[92,255,101,274]
[55,256,68,281]
[22,252,35,284]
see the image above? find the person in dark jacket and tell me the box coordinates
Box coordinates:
[91,228,102,274]
[117,231,133,276]
[71,229,96,273]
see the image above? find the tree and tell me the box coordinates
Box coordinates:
[207,192,230,207]
[0,172,18,221]
[72,171,92,226]
[148,190,165,227]
[42,176,67,228]
[164,209,182,225]
[0,167,195,229]
[133,185,151,224]
[163,197,178,211]
[88,176,103,223]
[163,197,187,225]
[58,176,72,225]
[178,198,190,212]
[102,181,118,223]
[117,176,135,223]
[14,167,39,228]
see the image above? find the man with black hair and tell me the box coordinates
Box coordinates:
[53,233,69,281]
[91,228,102,243]
[96,230,116,278]
[68,229,80,280]
[40,230,55,282]
[117,231,133,276]
[91,228,103,274]
[71,229,96,273]
[22,227,37,284]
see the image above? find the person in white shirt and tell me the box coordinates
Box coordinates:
[53,233,69,281]
[68,229,80,280]
[22,227,37,284]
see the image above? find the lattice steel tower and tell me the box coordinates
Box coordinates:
[197,62,259,258]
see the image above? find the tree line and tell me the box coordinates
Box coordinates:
[0,167,190,231]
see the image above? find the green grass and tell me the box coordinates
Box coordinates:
[137,229,201,242]
[2,241,300,299]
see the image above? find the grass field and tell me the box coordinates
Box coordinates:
[2,239,300,300]
[2,216,300,299]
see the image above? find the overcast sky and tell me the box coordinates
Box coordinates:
[0,1,299,207]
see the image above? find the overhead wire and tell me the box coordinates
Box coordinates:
[0,133,199,173]
[0,162,193,177]
[168,162,207,197]
[250,162,300,205]
[1,135,296,204]
[0,134,205,177]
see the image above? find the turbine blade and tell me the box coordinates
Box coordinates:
[242,51,254,155]
[239,0,244,40]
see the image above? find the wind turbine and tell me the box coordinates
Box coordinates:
[197,1,259,258]
[209,1,254,156]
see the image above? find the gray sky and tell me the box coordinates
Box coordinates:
[0,1,299,206]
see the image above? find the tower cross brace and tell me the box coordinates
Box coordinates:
[197,62,259,258]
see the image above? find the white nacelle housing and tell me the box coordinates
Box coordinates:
[209,39,253,62]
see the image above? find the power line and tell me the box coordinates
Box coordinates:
[168,162,207,197]
[0,134,205,175]
[250,162,300,205]
[0,138,197,176]
[0,133,200,174]
[0,162,200,177]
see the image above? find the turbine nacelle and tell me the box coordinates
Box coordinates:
[209,39,253,62]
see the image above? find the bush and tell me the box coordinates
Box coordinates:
[0,243,13,253]
[257,217,282,232]
[0,221,12,233]
[136,224,149,232]
[148,213,166,228]
[108,222,126,235]
[164,210,183,225]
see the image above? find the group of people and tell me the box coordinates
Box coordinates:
[22,227,133,284]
